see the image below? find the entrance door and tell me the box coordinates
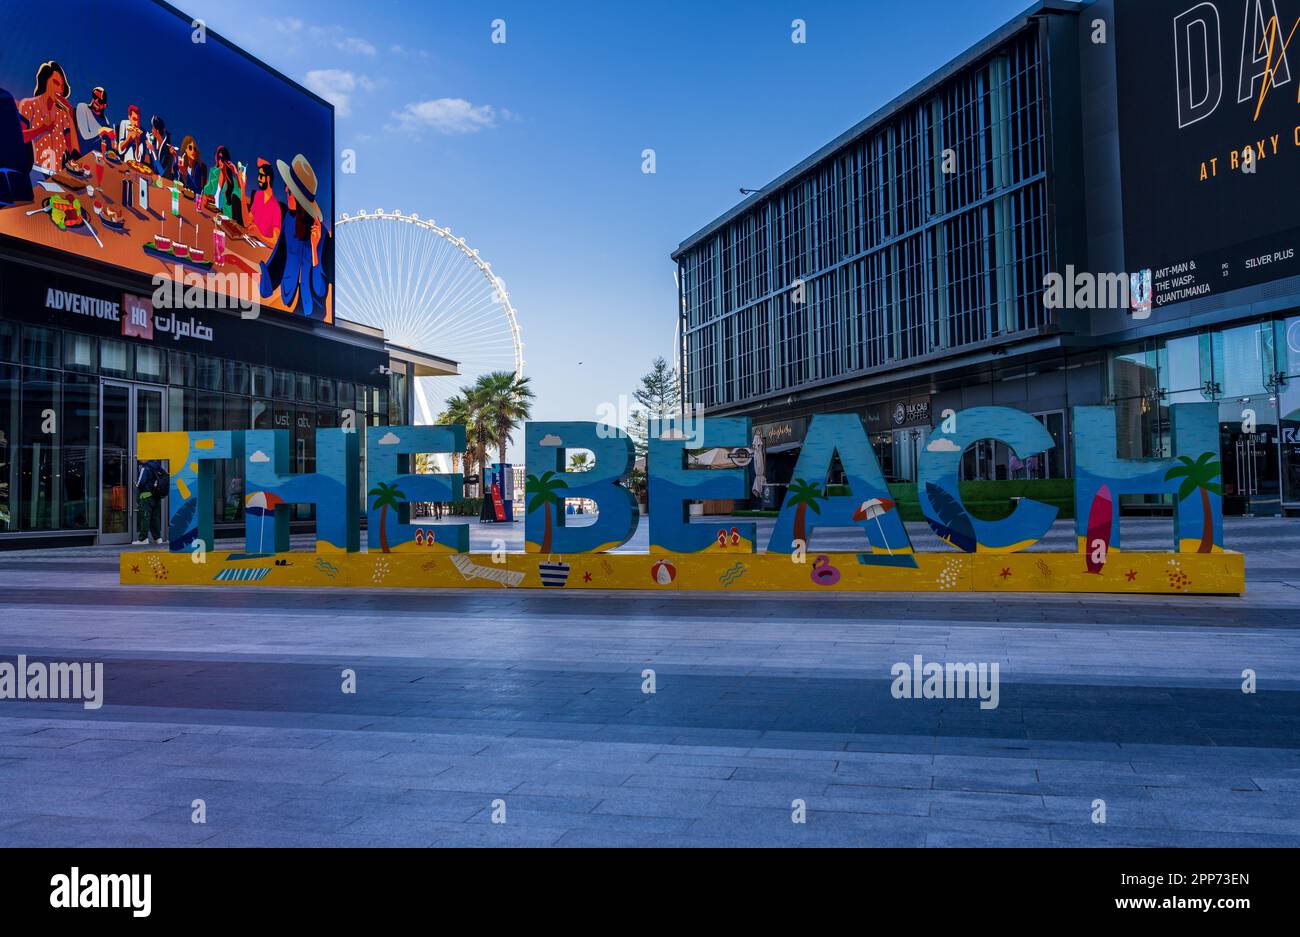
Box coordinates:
[99,381,167,544]
[1218,398,1281,516]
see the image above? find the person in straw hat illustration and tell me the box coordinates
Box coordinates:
[259,153,333,320]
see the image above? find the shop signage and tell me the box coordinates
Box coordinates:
[44,286,215,343]
[755,417,806,446]
[866,396,931,432]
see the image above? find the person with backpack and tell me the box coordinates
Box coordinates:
[134,459,168,545]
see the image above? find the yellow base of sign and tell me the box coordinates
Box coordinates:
[120,550,1245,595]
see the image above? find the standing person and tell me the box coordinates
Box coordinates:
[133,458,168,545]
[75,85,114,155]
[19,61,77,171]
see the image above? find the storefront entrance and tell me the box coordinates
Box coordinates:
[1218,398,1281,517]
[99,381,166,544]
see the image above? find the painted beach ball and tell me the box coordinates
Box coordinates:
[650,560,677,586]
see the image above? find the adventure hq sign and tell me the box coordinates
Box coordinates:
[120,404,1243,594]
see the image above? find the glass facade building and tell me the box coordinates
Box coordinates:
[679,28,1050,410]
[672,0,1300,517]
[0,259,442,548]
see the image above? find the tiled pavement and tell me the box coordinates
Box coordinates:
[1,517,1298,847]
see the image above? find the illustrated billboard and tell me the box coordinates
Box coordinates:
[1115,0,1300,309]
[0,0,336,322]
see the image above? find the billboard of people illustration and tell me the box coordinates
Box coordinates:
[0,0,336,323]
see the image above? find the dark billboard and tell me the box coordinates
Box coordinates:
[0,0,335,322]
[1116,0,1300,309]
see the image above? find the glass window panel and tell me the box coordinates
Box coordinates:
[194,392,223,432]
[296,373,313,402]
[99,339,131,378]
[19,369,61,529]
[1163,335,1202,395]
[251,366,273,398]
[168,351,195,386]
[1214,324,1273,398]
[337,381,355,409]
[1283,316,1300,379]
[0,320,16,363]
[272,369,294,400]
[135,345,166,383]
[251,399,273,430]
[63,333,98,373]
[60,374,97,530]
[1108,344,1158,400]
[196,356,222,391]
[21,326,61,369]
[168,387,192,432]
[224,361,250,396]
[316,378,336,406]
[0,364,17,531]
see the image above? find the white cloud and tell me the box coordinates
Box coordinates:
[249,450,271,463]
[926,438,962,453]
[388,98,507,135]
[539,434,564,447]
[271,16,304,34]
[334,35,377,56]
[304,70,376,118]
[378,432,401,446]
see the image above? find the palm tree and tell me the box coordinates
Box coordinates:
[785,478,825,545]
[1164,452,1222,553]
[478,371,534,467]
[438,388,490,492]
[526,470,569,553]
[368,481,406,553]
[567,452,592,472]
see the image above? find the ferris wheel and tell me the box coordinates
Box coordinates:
[334,210,524,424]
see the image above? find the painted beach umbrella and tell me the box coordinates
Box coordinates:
[246,490,285,553]
[853,497,897,555]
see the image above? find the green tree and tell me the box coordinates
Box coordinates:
[628,356,680,456]
[567,452,593,472]
[368,481,406,553]
[1164,452,1222,553]
[478,371,535,466]
[438,385,492,491]
[526,470,569,553]
[785,478,824,545]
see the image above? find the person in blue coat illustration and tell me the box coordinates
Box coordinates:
[259,154,332,320]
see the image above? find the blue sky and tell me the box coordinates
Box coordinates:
[181,0,1033,446]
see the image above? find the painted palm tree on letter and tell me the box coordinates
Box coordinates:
[785,478,825,546]
[526,470,569,553]
[368,481,406,553]
[1164,452,1222,553]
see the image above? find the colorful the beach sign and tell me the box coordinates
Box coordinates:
[122,404,1244,595]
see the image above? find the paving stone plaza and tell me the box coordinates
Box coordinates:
[0,517,1296,847]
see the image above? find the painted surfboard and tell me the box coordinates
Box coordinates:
[1085,484,1113,574]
